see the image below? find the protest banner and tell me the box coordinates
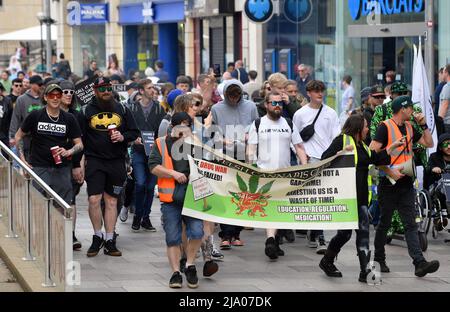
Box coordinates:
[74,76,97,106]
[182,143,358,230]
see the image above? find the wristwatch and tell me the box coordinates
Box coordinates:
[420,124,429,130]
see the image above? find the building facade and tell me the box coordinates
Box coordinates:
[250,0,449,112]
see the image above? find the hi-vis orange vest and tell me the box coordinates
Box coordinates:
[155,137,175,203]
[383,119,414,166]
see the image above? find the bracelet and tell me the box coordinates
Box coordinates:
[420,124,429,130]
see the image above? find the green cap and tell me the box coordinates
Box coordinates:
[391,82,409,94]
[392,95,414,113]
[44,83,63,95]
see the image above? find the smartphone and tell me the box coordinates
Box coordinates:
[213,64,221,78]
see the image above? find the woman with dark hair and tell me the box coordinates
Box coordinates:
[106,53,124,78]
[319,114,404,283]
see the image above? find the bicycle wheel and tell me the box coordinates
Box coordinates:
[417,190,432,235]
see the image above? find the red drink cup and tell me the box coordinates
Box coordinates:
[108,124,117,137]
[50,146,62,165]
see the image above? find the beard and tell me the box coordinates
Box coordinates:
[97,95,114,112]
[267,109,282,120]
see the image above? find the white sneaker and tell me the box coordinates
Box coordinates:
[307,231,318,248]
[211,247,224,260]
[119,206,128,222]
[316,240,327,255]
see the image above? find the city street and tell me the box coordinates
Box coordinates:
[72,188,450,292]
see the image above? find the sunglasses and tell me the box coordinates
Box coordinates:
[442,142,450,149]
[271,101,284,107]
[373,95,386,99]
[37,83,44,87]
[13,84,22,88]
[46,93,63,100]
[97,86,113,93]
[192,101,201,107]
[395,91,409,96]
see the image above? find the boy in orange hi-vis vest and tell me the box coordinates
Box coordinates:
[370,96,439,278]
[149,112,205,289]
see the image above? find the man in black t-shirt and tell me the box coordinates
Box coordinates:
[80,77,139,258]
[15,84,83,205]
[370,96,439,278]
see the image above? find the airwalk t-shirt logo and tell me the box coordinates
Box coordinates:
[37,122,67,137]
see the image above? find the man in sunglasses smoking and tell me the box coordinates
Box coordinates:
[80,77,139,258]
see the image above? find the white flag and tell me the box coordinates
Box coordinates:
[412,39,437,154]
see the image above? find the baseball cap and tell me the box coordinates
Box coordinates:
[59,80,75,91]
[93,77,111,88]
[360,87,371,103]
[392,95,413,113]
[167,89,184,108]
[370,85,385,96]
[126,82,139,91]
[44,83,63,95]
[29,75,44,85]
[391,82,409,94]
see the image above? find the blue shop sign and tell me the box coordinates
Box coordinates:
[67,1,109,26]
[348,0,424,20]
[244,0,274,23]
[119,1,185,25]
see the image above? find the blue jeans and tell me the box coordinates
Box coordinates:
[161,202,204,247]
[132,150,157,220]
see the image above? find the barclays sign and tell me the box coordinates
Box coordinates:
[348,0,424,20]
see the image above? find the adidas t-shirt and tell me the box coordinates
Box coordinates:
[21,108,81,167]
[248,116,302,170]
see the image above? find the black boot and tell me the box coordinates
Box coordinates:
[319,250,342,278]
[358,250,371,283]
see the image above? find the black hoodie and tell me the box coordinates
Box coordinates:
[426,133,450,187]
[81,97,139,160]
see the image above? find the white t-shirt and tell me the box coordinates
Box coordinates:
[248,116,302,170]
[293,104,341,159]
[341,85,355,112]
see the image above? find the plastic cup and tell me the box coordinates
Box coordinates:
[50,146,62,165]
[108,124,117,137]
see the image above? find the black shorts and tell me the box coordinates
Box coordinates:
[85,157,126,198]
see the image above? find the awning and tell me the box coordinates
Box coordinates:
[0,25,58,41]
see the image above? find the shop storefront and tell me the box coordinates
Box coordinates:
[260,0,449,112]
[118,0,186,83]
[66,0,109,76]
[185,0,238,79]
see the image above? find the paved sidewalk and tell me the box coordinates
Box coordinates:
[72,188,450,292]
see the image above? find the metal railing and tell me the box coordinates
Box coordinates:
[0,141,72,290]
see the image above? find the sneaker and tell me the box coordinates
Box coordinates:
[169,271,182,289]
[73,233,82,251]
[265,237,278,260]
[180,258,187,273]
[375,260,390,273]
[119,206,128,222]
[307,231,318,248]
[203,260,219,277]
[277,244,285,256]
[211,247,225,260]
[87,235,104,257]
[415,260,440,277]
[231,237,244,247]
[316,240,327,255]
[141,218,156,232]
[104,239,122,257]
[220,239,231,250]
[319,257,343,278]
[283,230,295,243]
[185,265,199,289]
[131,216,141,232]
